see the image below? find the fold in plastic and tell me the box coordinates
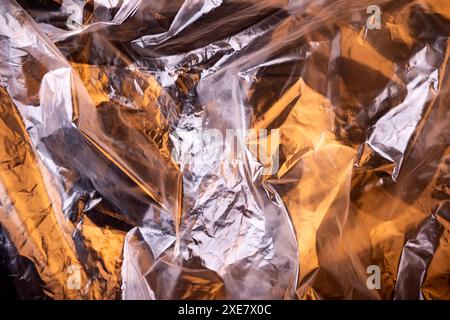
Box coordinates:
[0,0,449,300]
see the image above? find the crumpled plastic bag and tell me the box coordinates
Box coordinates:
[0,0,449,300]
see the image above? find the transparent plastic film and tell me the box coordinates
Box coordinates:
[0,0,449,300]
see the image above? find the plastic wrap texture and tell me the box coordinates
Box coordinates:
[0,0,449,300]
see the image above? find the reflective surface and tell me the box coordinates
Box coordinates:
[0,0,449,299]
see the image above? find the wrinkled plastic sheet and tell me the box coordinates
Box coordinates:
[0,0,449,300]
